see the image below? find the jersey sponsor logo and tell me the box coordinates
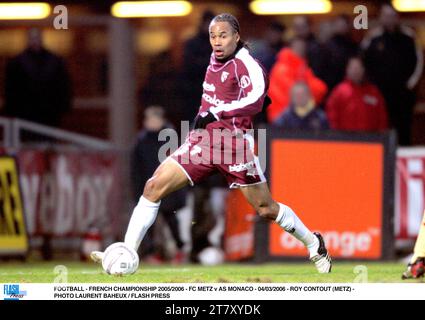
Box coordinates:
[203,81,216,92]
[240,75,251,89]
[202,93,225,107]
[190,145,202,156]
[229,161,255,173]
[221,71,229,83]
[173,142,191,156]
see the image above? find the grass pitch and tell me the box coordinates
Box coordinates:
[0,261,421,283]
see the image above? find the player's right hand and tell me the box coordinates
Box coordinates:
[193,111,217,129]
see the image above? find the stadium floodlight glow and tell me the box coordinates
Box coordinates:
[392,0,425,12]
[111,1,192,18]
[249,0,332,15]
[0,3,51,20]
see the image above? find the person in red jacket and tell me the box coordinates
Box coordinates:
[267,38,327,122]
[326,56,388,132]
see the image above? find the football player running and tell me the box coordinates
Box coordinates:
[92,13,331,273]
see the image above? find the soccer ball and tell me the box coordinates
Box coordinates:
[102,242,139,275]
[198,246,225,266]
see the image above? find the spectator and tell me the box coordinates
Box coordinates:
[3,28,71,127]
[140,50,183,128]
[363,4,423,144]
[317,20,334,45]
[292,15,327,79]
[326,57,388,132]
[252,21,287,73]
[268,38,327,122]
[322,15,359,91]
[131,106,186,264]
[179,10,215,124]
[250,21,287,126]
[274,81,329,130]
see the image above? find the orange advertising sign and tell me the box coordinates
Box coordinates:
[270,140,384,259]
[224,189,256,261]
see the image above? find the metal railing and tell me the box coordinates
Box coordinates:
[0,116,113,150]
[0,117,12,148]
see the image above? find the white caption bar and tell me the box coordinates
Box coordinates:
[1,283,425,300]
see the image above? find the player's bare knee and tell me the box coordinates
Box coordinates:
[257,207,275,220]
[143,178,163,203]
[254,202,275,220]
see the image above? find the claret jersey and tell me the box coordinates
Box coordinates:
[170,47,268,188]
[198,47,268,132]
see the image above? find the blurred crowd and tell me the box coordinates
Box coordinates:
[257,4,423,146]
[2,5,422,144]
[164,4,421,145]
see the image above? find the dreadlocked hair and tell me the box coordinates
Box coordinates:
[211,13,250,50]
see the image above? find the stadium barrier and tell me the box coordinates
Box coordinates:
[0,117,125,259]
[0,117,12,149]
[396,148,425,248]
[225,129,397,261]
[15,149,122,238]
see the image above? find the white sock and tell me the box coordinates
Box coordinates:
[275,203,319,258]
[124,196,161,251]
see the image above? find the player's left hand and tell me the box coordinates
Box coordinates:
[193,111,217,129]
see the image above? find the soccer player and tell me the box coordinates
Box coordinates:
[92,13,332,273]
[402,211,425,279]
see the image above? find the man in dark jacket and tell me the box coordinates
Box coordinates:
[274,81,329,131]
[179,10,215,124]
[3,28,71,127]
[363,4,423,145]
[253,21,287,73]
[322,15,359,92]
[292,16,327,81]
[132,106,186,263]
